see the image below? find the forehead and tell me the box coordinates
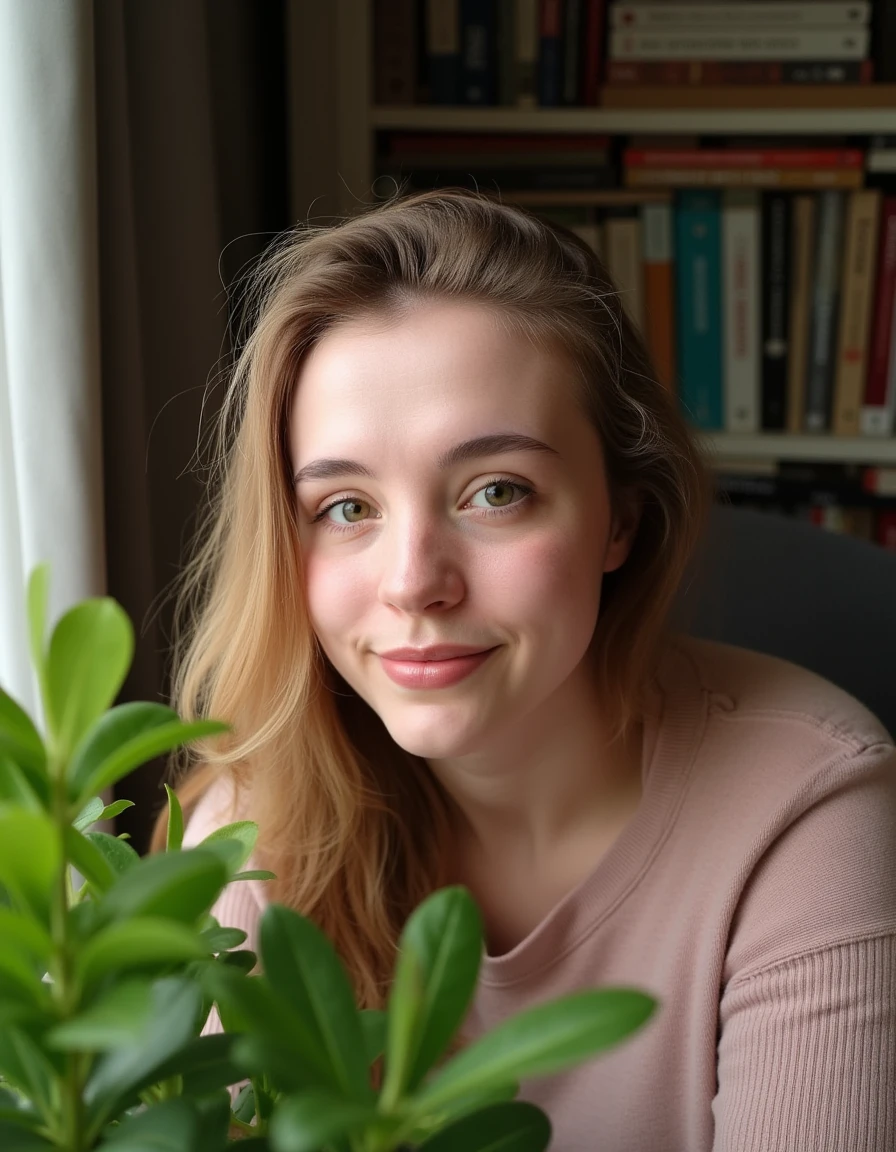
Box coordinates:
[288,301,584,458]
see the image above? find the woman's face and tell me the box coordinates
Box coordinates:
[288,300,639,761]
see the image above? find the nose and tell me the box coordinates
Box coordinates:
[377,508,465,614]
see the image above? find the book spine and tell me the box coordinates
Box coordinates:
[861,197,896,435]
[722,190,761,433]
[538,0,564,105]
[874,0,896,82]
[876,511,896,551]
[582,0,607,105]
[605,214,645,331]
[562,0,584,104]
[625,149,863,170]
[608,28,871,62]
[609,2,871,28]
[426,0,461,103]
[497,0,517,104]
[786,195,816,433]
[641,202,676,392]
[460,0,497,104]
[676,191,724,430]
[374,0,418,104]
[832,189,881,436]
[761,194,791,431]
[625,168,862,190]
[804,190,846,432]
[514,0,539,106]
[388,131,611,153]
[605,59,872,84]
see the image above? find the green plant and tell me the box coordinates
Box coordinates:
[0,565,658,1151]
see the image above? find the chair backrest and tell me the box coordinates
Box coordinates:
[671,503,896,739]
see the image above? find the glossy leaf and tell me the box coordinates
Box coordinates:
[383,887,483,1106]
[0,809,59,922]
[67,702,176,800]
[97,847,228,926]
[0,757,46,812]
[399,1080,521,1146]
[98,798,134,822]
[231,869,276,882]
[84,978,200,1121]
[64,827,116,894]
[73,796,104,831]
[200,925,247,952]
[0,944,49,1008]
[142,1033,251,1100]
[76,917,209,989]
[0,1118,53,1150]
[0,690,45,778]
[413,989,657,1116]
[164,783,184,851]
[199,821,257,872]
[0,908,52,963]
[45,598,133,758]
[100,1096,198,1152]
[47,980,153,1050]
[25,562,49,681]
[0,1027,61,1123]
[360,1008,387,1066]
[259,904,374,1104]
[84,831,141,877]
[416,1101,551,1152]
[268,1091,379,1152]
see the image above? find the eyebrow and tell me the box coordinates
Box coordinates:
[292,432,560,485]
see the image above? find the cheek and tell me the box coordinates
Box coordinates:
[302,548,370,640]
[476,531,604,624]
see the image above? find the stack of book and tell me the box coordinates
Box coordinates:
[538,180,896,440]
[605,0,875,88]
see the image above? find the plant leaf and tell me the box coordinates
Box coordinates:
[259,904,374,1104]
[413,989,657,1116]
[0,808,59,923]
[0,757,47,812]
[84,831,141,877]
[0,907,52,963]
[0,1118,53,1150]
[383,887,483,1106]
[100,1096,198,1152]
[96,847,228,927]
[26,564,49,685]
[0,1027,61,1125]
[199,821,258,873]
[76,917,209,989]
[74,718,229,807]
[47,980,153,1051]
[268,1091,379,1152]
[73,796,104,832]
[360,1008,386,1066]
[98,798,134,822]
[45,598,133,758]
[200,925,247,952]
[137,1033,251,1099]
[64,827,115,894]
[67,702,177,800]
[0,690,46,778]
[164,783,184,852]
[415,1100,551,1152]
[231,869,276,882]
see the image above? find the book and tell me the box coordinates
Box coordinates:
[722,190,761,433]
[582,0,607,105]
[562,0,585,104]
[498,0,517,104]
[426,0,461,103]
[832,189,881,436]
[538,0,564,106]
[605,59,874,84]
[625,148,863,170]
[873,0,896,83]
[804,190,846,432]
[608,28,871,61]
[609,3,871,29]
[625,167,862,190]
[786,195,816,433]
[374,0,417,105]
[460,0,497,104]
[760,194,791,431]
[605,212,644,330]
[876,511,896,551]
[867,135,896,173]
[861,197,896,436]
[514,0,539,106]
[641,202,676,392]
[676,191,723,430]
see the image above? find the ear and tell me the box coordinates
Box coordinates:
[603,488,642,575]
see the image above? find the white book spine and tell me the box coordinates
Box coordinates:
[641,202,673,264]
[609,3,871,29]
[722,192,761,434]
[609,28,870,61]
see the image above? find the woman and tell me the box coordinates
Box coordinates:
[164,189,896,1150]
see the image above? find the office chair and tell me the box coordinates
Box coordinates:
[671,502,896,739]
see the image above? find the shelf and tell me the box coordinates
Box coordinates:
[373,104,896,136]
[700,433,896,468]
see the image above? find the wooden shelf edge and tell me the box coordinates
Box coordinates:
[699,433,896,467]
[600,84,896,111]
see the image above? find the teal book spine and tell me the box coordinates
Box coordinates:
[675,191,724,430]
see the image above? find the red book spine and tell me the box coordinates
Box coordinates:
[624,148,864,169]
[863,197,896,407]
[582,0,607,105]
[541,0,563,37]
[876,510,896,551]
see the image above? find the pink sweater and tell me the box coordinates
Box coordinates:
[183,636,896,1151]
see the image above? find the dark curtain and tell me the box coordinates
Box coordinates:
[94,0,289,852]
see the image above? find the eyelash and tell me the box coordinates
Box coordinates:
[311,476,534,534]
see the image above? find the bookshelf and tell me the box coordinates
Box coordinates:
[286,1,896,494]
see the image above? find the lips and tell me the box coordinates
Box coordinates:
[378,644,494,661]
[377,646,499,689]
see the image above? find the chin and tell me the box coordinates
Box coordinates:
[379,709,482,761]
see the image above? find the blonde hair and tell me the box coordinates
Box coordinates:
[152,189,713,1018]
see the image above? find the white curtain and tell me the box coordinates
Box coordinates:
[0,0,106,722]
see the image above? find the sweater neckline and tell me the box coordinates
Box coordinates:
[477,637,709,989]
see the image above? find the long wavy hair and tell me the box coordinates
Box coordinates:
[151,188,713,1017]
